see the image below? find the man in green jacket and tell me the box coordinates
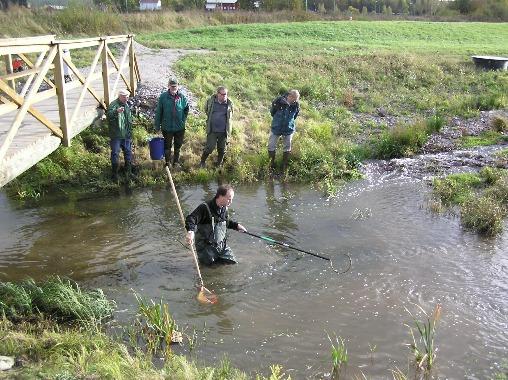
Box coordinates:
[106,89,133,181]
[154,78,190,168]
[199,86,234,168]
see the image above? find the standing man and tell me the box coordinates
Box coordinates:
[268,89,300,174]
[200,86,234,168]
[185,184,247,265]
[154,78,189,168]
[107,89,133,181]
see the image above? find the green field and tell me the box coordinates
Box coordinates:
[7,20,508,198]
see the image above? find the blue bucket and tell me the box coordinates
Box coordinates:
[149,137,165,160]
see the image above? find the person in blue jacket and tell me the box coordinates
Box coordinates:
[268,89,300,174]
[154,78,190,168]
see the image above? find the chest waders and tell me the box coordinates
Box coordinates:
[195,203,237,265]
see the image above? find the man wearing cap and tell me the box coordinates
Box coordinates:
[154,78,190,168]
[106,89,133,181]
[200,86,234,168]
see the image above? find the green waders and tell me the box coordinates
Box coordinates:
[195,203,237,265]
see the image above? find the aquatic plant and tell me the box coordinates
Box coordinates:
[390,367,408,380]
[327,333,348,379]
[404,303,441,372]
[133,292,179,356]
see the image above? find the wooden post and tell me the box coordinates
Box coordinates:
[4,54,15,90]
[54,45,71,147]
[101,39,110,107]
[129,35,136,95]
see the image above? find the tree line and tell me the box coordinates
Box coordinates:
[1,0,506,21]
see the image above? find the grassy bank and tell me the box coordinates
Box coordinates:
[4,20,508,199]
[431,167,508,235]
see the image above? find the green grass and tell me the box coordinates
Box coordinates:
[0,277,115,324]
[459,131,508,148]
[431,168,508,235]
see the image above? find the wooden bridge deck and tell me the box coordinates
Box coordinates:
[0,80,129,188]
[0,35,139,188]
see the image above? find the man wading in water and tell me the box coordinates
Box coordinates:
[185,185,247,265]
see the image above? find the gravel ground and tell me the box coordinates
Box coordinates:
[129,41,209,118]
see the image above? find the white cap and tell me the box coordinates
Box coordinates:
[118,89,130,96]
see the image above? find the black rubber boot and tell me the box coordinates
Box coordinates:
[111,163,119,181]
[200,152,209,168]
[173,149,181,168]
[216,151,225,167]
[125,161,133,180]
[282,151,290,174]
[268,150,276,170]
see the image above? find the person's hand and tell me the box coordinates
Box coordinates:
[186,231,195,245]
[117,106,125,113]
[237,224,247,233]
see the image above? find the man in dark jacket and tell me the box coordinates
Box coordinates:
[185,184,247,265]
[154,78,190,168]
[200,86,234,168]
[268,89,300,173]
[106,89,133,181]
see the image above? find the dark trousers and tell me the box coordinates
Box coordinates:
[162,130,185,164]
[203,132,227,156]
[110,138,132,165]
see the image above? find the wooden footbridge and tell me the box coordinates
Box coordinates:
[0,34,140,188]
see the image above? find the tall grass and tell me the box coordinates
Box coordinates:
[0,277,115,325]
[404,304,441,372]
[327,333,348,379]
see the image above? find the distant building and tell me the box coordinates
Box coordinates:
[205,0,238,11]
[139,0,161,10]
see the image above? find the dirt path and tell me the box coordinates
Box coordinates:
[130,41,209,117]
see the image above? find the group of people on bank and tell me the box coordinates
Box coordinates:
[106,78,300,265]
[106,77,300,179]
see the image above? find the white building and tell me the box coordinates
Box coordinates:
[139,0,161,10]
[205,0,238,11]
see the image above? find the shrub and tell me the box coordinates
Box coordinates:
[460,196,506,236]
[370,121,428,159]
[491,115,508,132]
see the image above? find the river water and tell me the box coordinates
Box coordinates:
[1,155,507,379]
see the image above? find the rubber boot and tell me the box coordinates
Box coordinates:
[200,152,209,168]
[111,163,119,181]
[282,151,290,174]
[173,149,181,169]
[216,151,225,167]
[125,161,133,180]
[268,150,276,170]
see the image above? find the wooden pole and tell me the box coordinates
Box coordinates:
[54,45,71,146]
[101,39,110,107]
[129,36,136,95]
[3,54,15,90]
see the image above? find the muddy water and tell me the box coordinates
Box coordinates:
[0,168,507,378]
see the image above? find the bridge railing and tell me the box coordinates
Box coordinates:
[0,34,140,166]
